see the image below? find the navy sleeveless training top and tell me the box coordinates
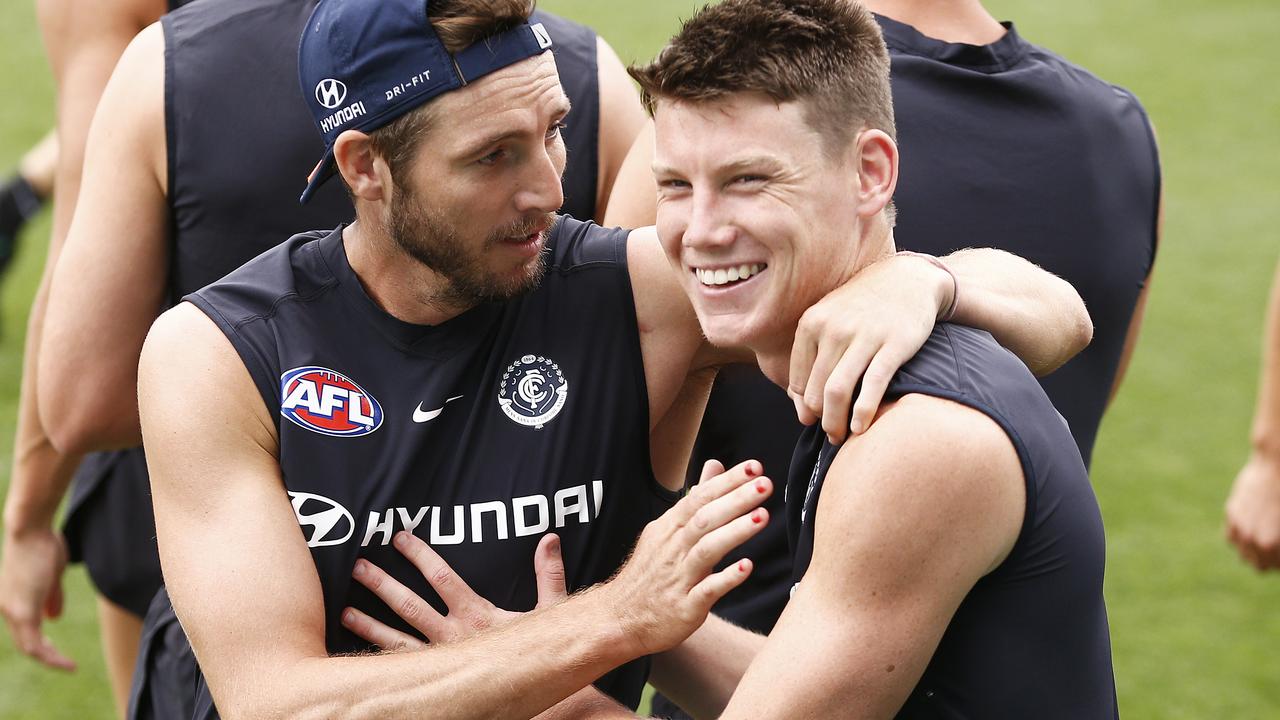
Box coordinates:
[185,216,667,714]
[882,15,1160,466]
[788,324,1116,718]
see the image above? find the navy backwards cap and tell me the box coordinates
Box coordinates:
[297,0,555,203]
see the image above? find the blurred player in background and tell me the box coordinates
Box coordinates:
[1227,259,1280,570]
[4,0,644,716]
[1,0,166,714]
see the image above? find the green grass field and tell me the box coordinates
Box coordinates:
[2,0,1279,717]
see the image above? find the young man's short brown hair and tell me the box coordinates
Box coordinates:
[630,0,895,152]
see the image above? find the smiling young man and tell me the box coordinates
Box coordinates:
[134,0,1092,718]
[617,1,1116,718]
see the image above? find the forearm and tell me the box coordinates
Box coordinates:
[534,687,638,720]
[942,248,1092,375]
[215,589,639,720]
[1250,261,1280,457]
[4,270,80,535]
[650,615,765,720]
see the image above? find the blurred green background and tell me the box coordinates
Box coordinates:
[2,0,1278,717]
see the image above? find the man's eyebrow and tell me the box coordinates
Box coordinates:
[652,155,785,177]
[457,97,573,159]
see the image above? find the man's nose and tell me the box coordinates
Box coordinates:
[514,146,565,215]
[682,192,735,250]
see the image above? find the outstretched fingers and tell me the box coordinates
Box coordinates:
[341,606,427,653]
[692,558,755,607]
[351,557,448,641]
[394,531,483,615]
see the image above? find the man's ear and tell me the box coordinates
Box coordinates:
[851,129,898,219]
[333,130,388,201]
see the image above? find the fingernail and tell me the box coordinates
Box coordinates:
[738,560,749,572]
[752,509,765,523]
[352,560,366,577]
[850,420,863,436]
[343,609,355,625]
[746,461,760,477]
[393,532,409,548]
[547,535,560,553]
[756,479,769,494]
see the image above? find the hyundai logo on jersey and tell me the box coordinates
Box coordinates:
[280,365,384,437]
[288,491,356,547]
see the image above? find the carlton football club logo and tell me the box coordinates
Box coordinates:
[280,366,384,437]
[497,354,569,429]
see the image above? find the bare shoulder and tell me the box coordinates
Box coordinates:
[141,302,230,370]
[140,303,276,455]
[817,393,1026,578]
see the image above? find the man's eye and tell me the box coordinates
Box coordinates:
[658,179,690,190]
[478,148,506,166]
[546,121,567,140]
[734,175,766,184]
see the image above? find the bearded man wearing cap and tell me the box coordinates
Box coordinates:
[135,0,1092,717]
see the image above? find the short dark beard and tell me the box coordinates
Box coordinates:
[386,181,552,309]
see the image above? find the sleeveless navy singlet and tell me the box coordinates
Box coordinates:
[183,217,666,716]
[789,324,1117,718]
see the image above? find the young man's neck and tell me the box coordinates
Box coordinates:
[343,220,476,327]
[860,0,1006,46]
[755,224,897,390]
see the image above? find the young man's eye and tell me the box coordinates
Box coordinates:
[658,178,690,190]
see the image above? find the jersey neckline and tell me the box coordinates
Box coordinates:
[315,225,504,357]
[875,13,1031,73]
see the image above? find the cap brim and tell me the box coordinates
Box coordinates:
[298,146,338,204]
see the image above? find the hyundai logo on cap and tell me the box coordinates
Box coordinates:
[296,0,554,203]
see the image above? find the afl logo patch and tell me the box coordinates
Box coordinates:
[280,366,383,437]
[498,354,568,429]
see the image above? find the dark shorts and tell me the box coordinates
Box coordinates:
[127,587,199,720]
[63,447,163,618]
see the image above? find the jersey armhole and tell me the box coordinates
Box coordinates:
[612,230,677,506]
[183,295,282,428]
[886,383,1038,580]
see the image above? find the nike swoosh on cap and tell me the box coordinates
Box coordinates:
[413,395,464,423]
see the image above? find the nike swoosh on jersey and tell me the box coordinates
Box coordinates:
[413,395,464,423]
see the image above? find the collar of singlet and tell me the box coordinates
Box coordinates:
[315,225,504,357]
[874,13,1031,73]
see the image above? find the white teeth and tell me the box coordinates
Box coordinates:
[695,263,766,286]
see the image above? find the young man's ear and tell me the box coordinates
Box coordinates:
[333,130,389,201]
[851,129,898,218]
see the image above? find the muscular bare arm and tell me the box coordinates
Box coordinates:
[141,303,769,720]
[1,0,163,670]
[39,22,168,454]
[696,396,1025,718]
